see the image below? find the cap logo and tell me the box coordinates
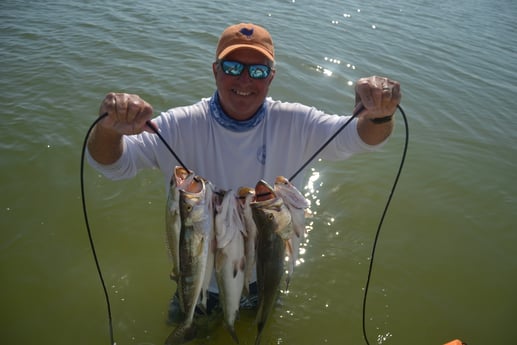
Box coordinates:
[239,27,254,38]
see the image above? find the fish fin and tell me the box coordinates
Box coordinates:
[232,260,239,278]
[196,291,208,315]
[164,321,197,345]
[242,284,250,297]
[231,255,246,278]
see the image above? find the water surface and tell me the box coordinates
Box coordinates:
[1,0,516,344]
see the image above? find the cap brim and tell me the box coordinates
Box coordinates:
[217,44,274,61]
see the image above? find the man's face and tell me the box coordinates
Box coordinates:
[213,48,275,121]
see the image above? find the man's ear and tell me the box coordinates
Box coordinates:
[267,69,276,85]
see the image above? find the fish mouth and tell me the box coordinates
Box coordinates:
[254,180,275,202]
[183,176,204,194]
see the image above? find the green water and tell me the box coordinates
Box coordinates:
[1,0,516,344]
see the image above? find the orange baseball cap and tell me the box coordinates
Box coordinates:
[216,23,275,61]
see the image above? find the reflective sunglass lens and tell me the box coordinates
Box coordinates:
[221,61,271,79]
[249,65,270,79]
[222,61,244,76]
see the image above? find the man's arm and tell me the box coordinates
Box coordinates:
[356,115,395,145]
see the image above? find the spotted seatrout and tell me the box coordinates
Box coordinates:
[274,176,310,289]
[251,180,293,345]
[165,175,214,345]
[237,186,258,295]
[214,190,246,344]
[165,166,194,282]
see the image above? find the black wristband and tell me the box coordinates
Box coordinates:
[370,115,393,124]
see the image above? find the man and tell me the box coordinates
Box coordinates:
[87,22,401,317]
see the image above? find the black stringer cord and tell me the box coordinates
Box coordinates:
[80,113,115,345]
[362,105,409,345]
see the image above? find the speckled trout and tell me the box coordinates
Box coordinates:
[214,190,246,344]
[237,186,257,295]
[274,176,310,289]
[165,175,214,345]
[251,180,293,345]
[165,166,194,282]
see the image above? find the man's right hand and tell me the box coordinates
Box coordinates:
[88,93,154,165]
[98,92,154,135]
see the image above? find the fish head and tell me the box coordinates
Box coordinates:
[274,175,310,209]
[274,175,290,186]
[237,186,255,206]
[251,180,292,238]
[179,177,211,226]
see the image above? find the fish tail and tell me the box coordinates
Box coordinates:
[255,322,265,345]
[164,321,197,345]
[224,323,240,344]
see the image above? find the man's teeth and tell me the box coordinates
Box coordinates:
[233,89,251,96]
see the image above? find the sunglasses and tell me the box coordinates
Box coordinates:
[219,60,272,80]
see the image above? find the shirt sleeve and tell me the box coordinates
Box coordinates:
[86,134,160,181]
[274,101,389,162]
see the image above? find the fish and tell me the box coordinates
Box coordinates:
[273,176,310,290]
[237,186,258,295]
[214,190,246,344]
[251,180,293,345]
[200,179,216,312]
[165,166,194,282]
[165,175,214,345]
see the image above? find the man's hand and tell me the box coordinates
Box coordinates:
[88,93,154,165]
[354,76,402,145]
[98,92,154,135]
[354,76,401,120]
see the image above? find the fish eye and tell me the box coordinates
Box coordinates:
[267,213,275,221]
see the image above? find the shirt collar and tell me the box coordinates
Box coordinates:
[209,92,266,132]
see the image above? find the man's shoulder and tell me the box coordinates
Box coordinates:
[266,97,311,110]
[265,98,327,126]
[265,97,316,117]
[164,97,211,118]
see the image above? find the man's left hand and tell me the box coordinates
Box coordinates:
[354,76,401,120]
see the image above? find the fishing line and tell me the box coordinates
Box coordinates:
[80,112,114,345]
[362,105,409,345]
